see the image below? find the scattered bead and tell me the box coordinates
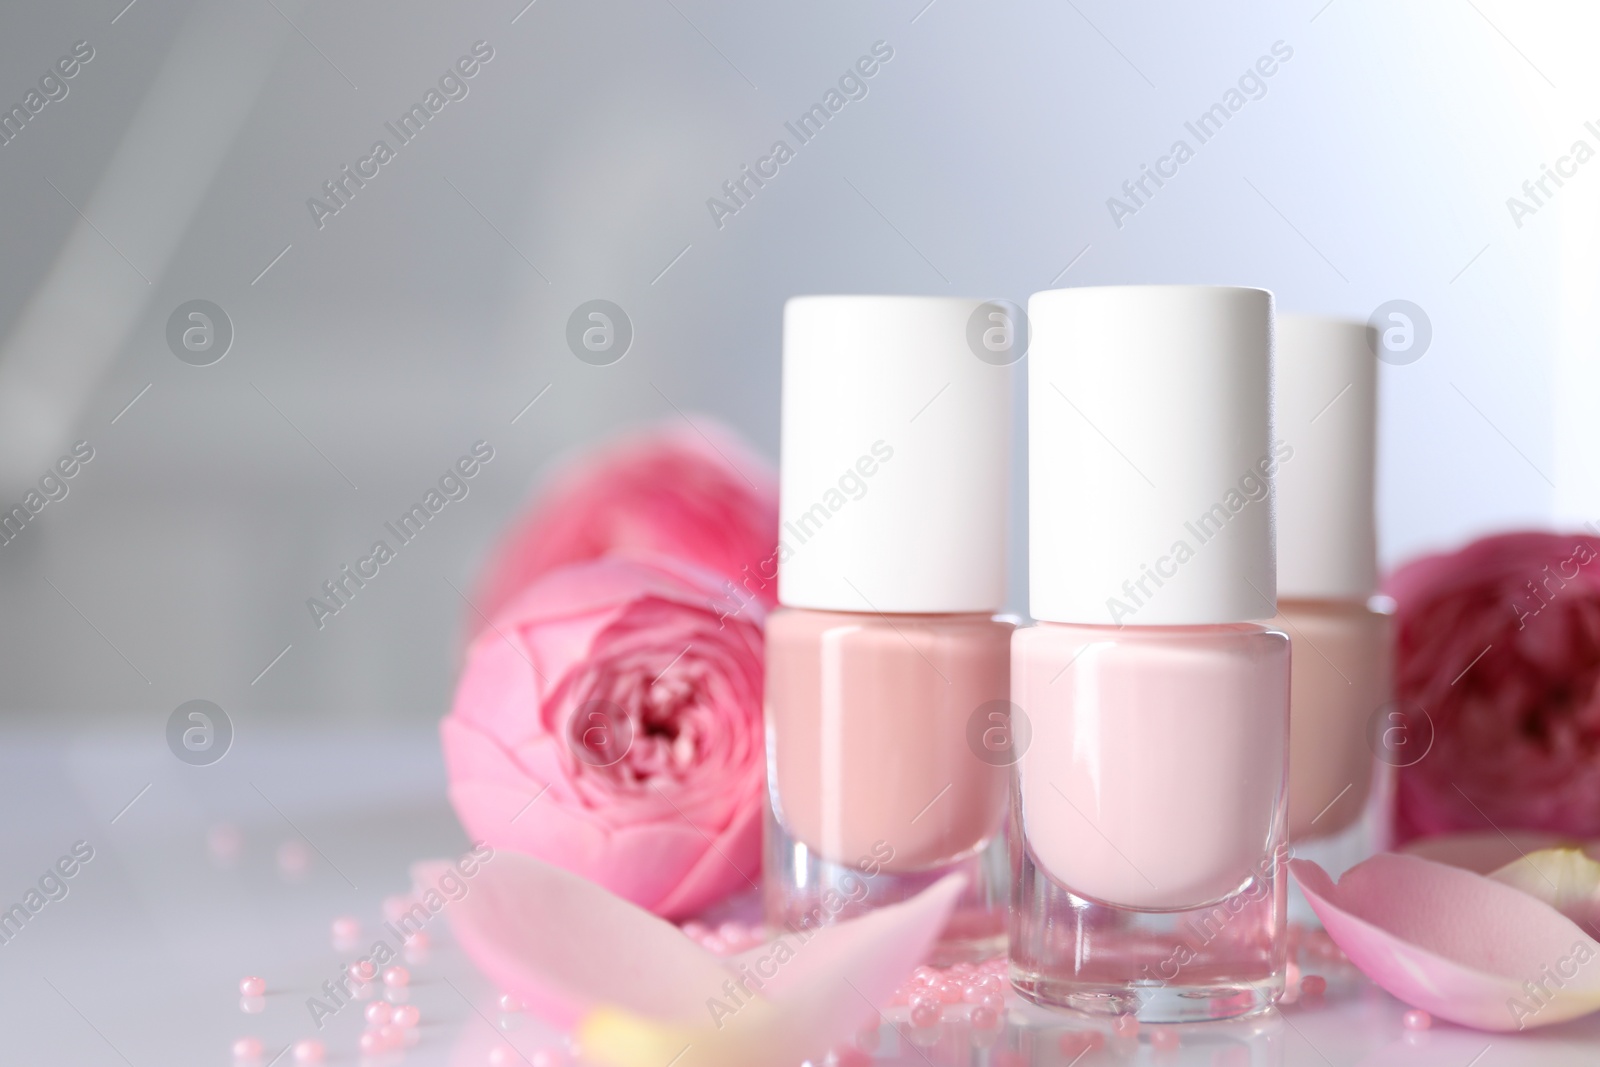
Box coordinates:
[349,960,377,982]
[332,916,360,945]
[231,1036,264,1060]
[277,840,311,876]
[499,993,523,1013]
[291,1039,324,1063]
[209,824,244,864]
[971,1006,1000,1029]
[1113,1013,1140,1038]
[405,929,430,949]
[1403,1009,1432,1031]
[239,976,265,997]
[383,895,414,922]
[829,1046,872,1067]
[1150,1027,1180,1050]
[383,965,410,988]
[378,1024,403,1046]
[1058,1030,1106,1056]
[392,1004,420,1028]
[909,999,940,1028]
[979,992,1005,1013]
[1301,974,1327,996]
[359,1031,384,1055]
[365,1001,393,1026]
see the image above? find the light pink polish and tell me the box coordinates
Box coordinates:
[765,295,1014,961]
[1012,286,1290,1021]
[1274,315,1393,864]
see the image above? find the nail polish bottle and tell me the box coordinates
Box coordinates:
[1273,315,1393,869]
[765,295,1014,962]
[1011,285,1290,1020]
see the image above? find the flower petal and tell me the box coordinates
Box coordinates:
[1400,830,1571,874]
[443,849,729,1028]
[1292,855,1600,1031]
[578,875,965,1067]
[1490,848,1600,931]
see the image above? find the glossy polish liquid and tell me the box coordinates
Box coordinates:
[764,609,1013,961]
[1277,599,1393,845]
[1010,622,1291,1020]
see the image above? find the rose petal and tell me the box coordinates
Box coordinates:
[1292,855,1600,1031]
[1401,830,1573,874]
[577,875,966,1067]
[443,850,729,1027]
[1490,849,1600,931]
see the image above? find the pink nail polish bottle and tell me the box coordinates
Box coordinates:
[765,295,1014,962]
[1273,315,1393,871]
[1011,285,1291,1020]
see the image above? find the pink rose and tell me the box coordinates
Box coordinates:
[442,556,765,918]
[1386,530,1600,842]
[469,422,778,637]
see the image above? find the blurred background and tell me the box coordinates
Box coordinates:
[0,0,1594,728]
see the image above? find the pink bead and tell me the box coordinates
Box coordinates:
[700,934,728,955]
[292,1039,324,1063]
[209,824,244,863]
[378,1024,402,1046]
[717,921,746,942]
[909,1000,940,1028]
[680,921,708,939]
[332,916,360,941]
[498,993,523,1013]
[529,1049,561,1067]
[1150,1027,1180,1050]
[936,981,964,1004]
[405,929,430,949]
[1403,1008,1432,1030]
[971,1006,1000,1029]
[831,1044,873,1066]
[979,992,1004,1013]
[231,1036,264,1060]
[359,1031,383,1055]
[365,1001,393,1026]
[1058,1030,1105,1055]
[488,1045,517,1066]
[392,1004,420,1028]
[383,965,410,988]
[1112,1013,1140,1038]
[1301,974,1327,996]
[962,984,986,1004]
[277,840,311,874]
[349,959,377,982]
[239,975,266,997]
[912,965,939,985]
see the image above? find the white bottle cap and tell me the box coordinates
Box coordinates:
[1274,314,1379,599]
[1027,285,1278,626]
[779,295,1009,613]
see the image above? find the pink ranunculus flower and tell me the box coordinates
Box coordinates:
[468,422,778,639]
[1386,530,1600,843]
[442,556,766,919]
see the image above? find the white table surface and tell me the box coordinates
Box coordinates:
[3,723,1596,1067]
